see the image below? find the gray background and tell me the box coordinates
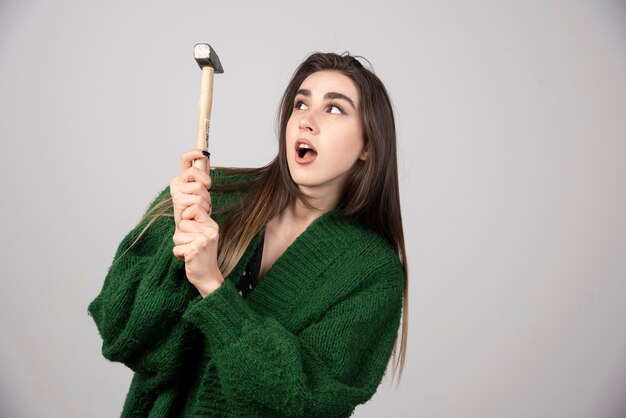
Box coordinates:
[1,0,625,417]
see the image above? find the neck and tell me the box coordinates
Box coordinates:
[289,198,330,226]
[272,185,341,233]
[292,181,343,222]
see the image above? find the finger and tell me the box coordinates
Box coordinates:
[172,193,211,214]
[173,229,199,245]
[176,182,211,203]
[172,240,204,260]
[182,204,213,222]
[176,222,218,242]
[172,243,189,260]
[181,167,212,191]
[173,236,211,259]
[177,219,205,233]
[180,148,209,175]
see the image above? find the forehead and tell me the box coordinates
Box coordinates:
[298,70,359,103]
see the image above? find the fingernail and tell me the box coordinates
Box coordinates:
[202,150,211,158]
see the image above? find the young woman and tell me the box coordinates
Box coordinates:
[89,52,409,417]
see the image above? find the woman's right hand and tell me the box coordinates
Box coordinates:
[169,149,212,230]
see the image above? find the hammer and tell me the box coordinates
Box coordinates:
[193,43,224,171]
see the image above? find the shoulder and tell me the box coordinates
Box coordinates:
[328,211,400,261]
[315,210,404,286]
[296,212,405,324]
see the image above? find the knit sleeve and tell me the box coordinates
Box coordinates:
[87,185,198,390]
[182,256,405,417]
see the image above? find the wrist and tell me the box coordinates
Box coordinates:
[197,275,224,298]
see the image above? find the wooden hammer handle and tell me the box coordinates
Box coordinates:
[194,66,215,171]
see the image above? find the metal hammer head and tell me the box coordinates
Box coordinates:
[194,43,224,73]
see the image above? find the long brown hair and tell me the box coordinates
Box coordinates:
[121,52,409,387]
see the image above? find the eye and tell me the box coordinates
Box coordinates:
[328,103,344,115]
[294,100,308,110]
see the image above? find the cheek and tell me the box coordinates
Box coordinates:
[285,117,298,142]
[331,127,364,159]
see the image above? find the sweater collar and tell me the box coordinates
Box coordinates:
[227,206,355,318]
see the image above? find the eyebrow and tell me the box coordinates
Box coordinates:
[296,89,356,110]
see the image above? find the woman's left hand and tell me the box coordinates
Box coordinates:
[172,203,224,297]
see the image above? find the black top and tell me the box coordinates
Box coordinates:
[235,234,265,298]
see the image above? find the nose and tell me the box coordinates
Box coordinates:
[298,112,318,133]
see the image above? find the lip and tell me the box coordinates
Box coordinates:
[294,138,318,164]
[294,138,318,154]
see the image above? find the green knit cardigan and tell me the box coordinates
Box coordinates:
[88,169,405,417]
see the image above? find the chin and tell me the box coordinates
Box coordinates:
[287,157,354,193]
[290,171,345,196]
[288,170,318,188]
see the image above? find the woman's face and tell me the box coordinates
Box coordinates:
[286,70,367,199]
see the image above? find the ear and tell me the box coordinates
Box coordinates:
[359,144,369,161]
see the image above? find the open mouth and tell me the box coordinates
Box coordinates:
[295,140,318,164]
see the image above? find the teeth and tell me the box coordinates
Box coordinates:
[298,143,312,150]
